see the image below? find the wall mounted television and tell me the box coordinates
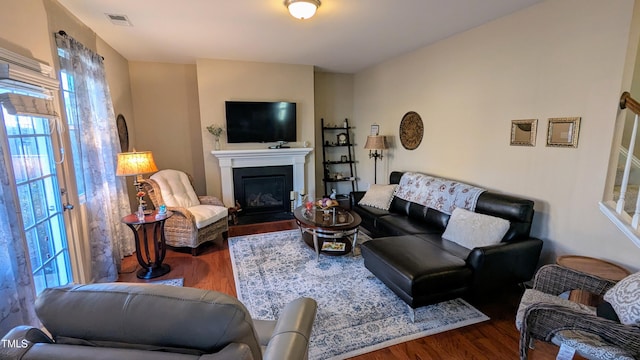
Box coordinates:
[225,101,297,143]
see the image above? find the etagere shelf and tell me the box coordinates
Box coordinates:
[320,118,356,205]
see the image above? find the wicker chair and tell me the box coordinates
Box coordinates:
[517,264,640,360]
[141,169,228,256]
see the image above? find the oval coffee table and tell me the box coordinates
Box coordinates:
[293,206,362,260]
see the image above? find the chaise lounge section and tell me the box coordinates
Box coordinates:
[352,171,543,312]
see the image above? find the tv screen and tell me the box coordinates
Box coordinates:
[225,101,297,143]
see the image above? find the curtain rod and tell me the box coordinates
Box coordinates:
[56,30,105,60]
[620,92,640,116]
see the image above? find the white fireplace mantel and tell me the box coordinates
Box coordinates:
[211,148,312,207]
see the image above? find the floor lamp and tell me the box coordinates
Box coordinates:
[364,135,388,184]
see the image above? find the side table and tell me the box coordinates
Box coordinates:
[122,211,173,279]
[556,255,631,305]
[556,255,630,281]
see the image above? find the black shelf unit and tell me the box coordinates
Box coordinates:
[320,118,356,202]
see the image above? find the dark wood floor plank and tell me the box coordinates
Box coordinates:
[118,220,565,359]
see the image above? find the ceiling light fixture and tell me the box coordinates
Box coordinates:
[284,0,321,20]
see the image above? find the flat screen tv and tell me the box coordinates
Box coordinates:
[225,101,297,143]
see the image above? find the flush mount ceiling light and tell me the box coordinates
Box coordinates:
[284,0,321,20]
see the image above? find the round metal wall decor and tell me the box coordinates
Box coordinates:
[399,111,423,150]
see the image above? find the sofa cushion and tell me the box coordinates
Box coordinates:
[358,184,397,210]
[442,208,510,249]
[604,272,640,326]
[376,214,443,236]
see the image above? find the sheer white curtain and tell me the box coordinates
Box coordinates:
[55,33,133,283]
[0,143,38,335]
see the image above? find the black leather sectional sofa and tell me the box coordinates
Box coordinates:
[351,171,543,310]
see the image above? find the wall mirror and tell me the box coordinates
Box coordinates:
[547,117,581,148]
[510,119,537,146]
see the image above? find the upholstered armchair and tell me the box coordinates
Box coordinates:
[516,264,640,360]
[141,169,228,255]
[0,283,318,360]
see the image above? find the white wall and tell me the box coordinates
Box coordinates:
[352,0,640,270]
[196,59,316,202]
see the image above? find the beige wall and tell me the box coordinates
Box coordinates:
[196,59,316,202]
[314,72,354,196]
[128,62,205,194]
[351,0,640,270]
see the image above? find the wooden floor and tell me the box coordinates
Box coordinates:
[118,220,568,360]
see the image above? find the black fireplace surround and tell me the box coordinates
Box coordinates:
[233,166,293,215]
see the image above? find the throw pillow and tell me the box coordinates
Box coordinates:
[441,208,510,249]
[603,272,640,326]
[358,184,398,210]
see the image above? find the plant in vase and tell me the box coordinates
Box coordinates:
[206,124,224,150]
[136,191,146,220]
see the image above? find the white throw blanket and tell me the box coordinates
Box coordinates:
[394,172,485,215]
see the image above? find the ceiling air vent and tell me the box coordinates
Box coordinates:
[106,13,133,26]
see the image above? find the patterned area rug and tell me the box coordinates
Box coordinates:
[147,278,184,287]
[229,229,489,360]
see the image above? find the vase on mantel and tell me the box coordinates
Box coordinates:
[214,137,220,150]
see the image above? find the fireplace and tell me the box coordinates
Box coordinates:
[233,166,293,214]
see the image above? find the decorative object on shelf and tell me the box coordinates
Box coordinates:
[546,117,581,148]
[370,124,379,136]
[206,124,224,150]
[340,155,348,162]
[337,133,348,145]
[399,111,424,150]
[116,150,158,211]
[284,0,321,20]
[510,119,537,146]
[116,114,129,151]
[330,189,337,199]
[364,135,388,184]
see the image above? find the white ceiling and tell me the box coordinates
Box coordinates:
[57,0,543,74]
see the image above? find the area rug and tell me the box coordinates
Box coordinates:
[229,229,489,360]
[147,278,184,287]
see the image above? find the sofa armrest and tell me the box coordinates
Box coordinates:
[262,297,317,360]
[1,325,53,359]
[350,191,366,207]
[466,238,543,291]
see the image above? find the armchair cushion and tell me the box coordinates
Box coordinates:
[151,169,200,208]
[515,288,595,331]
[603,271,640,326]
[190,204,228,229]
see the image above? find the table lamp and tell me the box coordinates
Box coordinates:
[116,150,158,211]
[364,135,388,184]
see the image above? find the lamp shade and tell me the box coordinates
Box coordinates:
[116,151,158,176]
[364,135,388,151]
[285,0,320,20]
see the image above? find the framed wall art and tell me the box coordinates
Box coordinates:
[546,117,581,148]
[510,119,537,146]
